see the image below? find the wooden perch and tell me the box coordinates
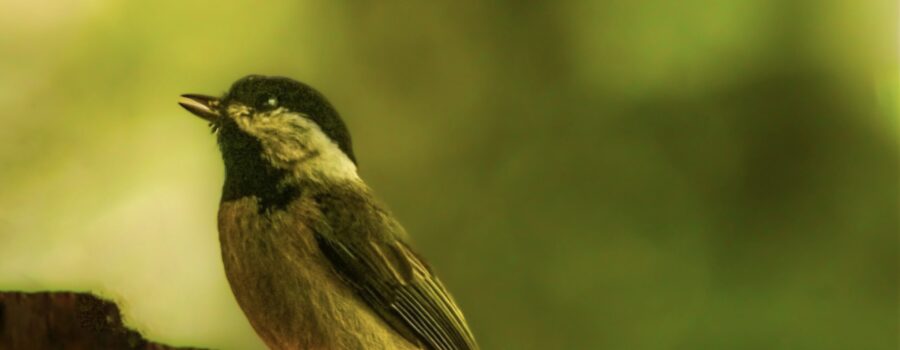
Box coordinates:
[0,291,206,350]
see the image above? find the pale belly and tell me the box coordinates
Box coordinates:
[218,199,419,350]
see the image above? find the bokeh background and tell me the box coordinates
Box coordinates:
[1,1,897,349]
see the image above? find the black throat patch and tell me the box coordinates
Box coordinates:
[217,122,300,213]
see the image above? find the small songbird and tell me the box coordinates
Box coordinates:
[178,75,478,350]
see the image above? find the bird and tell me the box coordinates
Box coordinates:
[178,75,479,350]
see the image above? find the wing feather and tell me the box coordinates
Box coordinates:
[311,192,478,350]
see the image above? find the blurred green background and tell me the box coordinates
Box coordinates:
[0,1,897,349]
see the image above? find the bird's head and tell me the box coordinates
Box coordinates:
[179,75,358,186]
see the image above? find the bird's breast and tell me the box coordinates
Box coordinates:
[217,196,418,350]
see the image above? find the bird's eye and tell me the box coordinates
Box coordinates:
[259,95,279,109]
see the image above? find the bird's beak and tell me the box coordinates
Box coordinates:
[178,94,221,122]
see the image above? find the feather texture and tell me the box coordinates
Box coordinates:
[311,186,479,350]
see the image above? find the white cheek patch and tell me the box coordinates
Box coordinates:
[293,119,359,181]
[227,104,359,182]
[227,104,252,119]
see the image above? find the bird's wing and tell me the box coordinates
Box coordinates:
[311,193,478,350]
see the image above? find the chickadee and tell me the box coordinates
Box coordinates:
[178,75,478,350]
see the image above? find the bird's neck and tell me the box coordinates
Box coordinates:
[221,160,296,212]
[219,150,362,213]
[218,127,299,211]
[217,122,362,211]
[288,147,361,185]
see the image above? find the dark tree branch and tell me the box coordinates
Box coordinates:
[0,291,207,350]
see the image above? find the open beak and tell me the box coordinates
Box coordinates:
[178,94,221,122]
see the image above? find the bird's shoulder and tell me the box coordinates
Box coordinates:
[299,182,407,240]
